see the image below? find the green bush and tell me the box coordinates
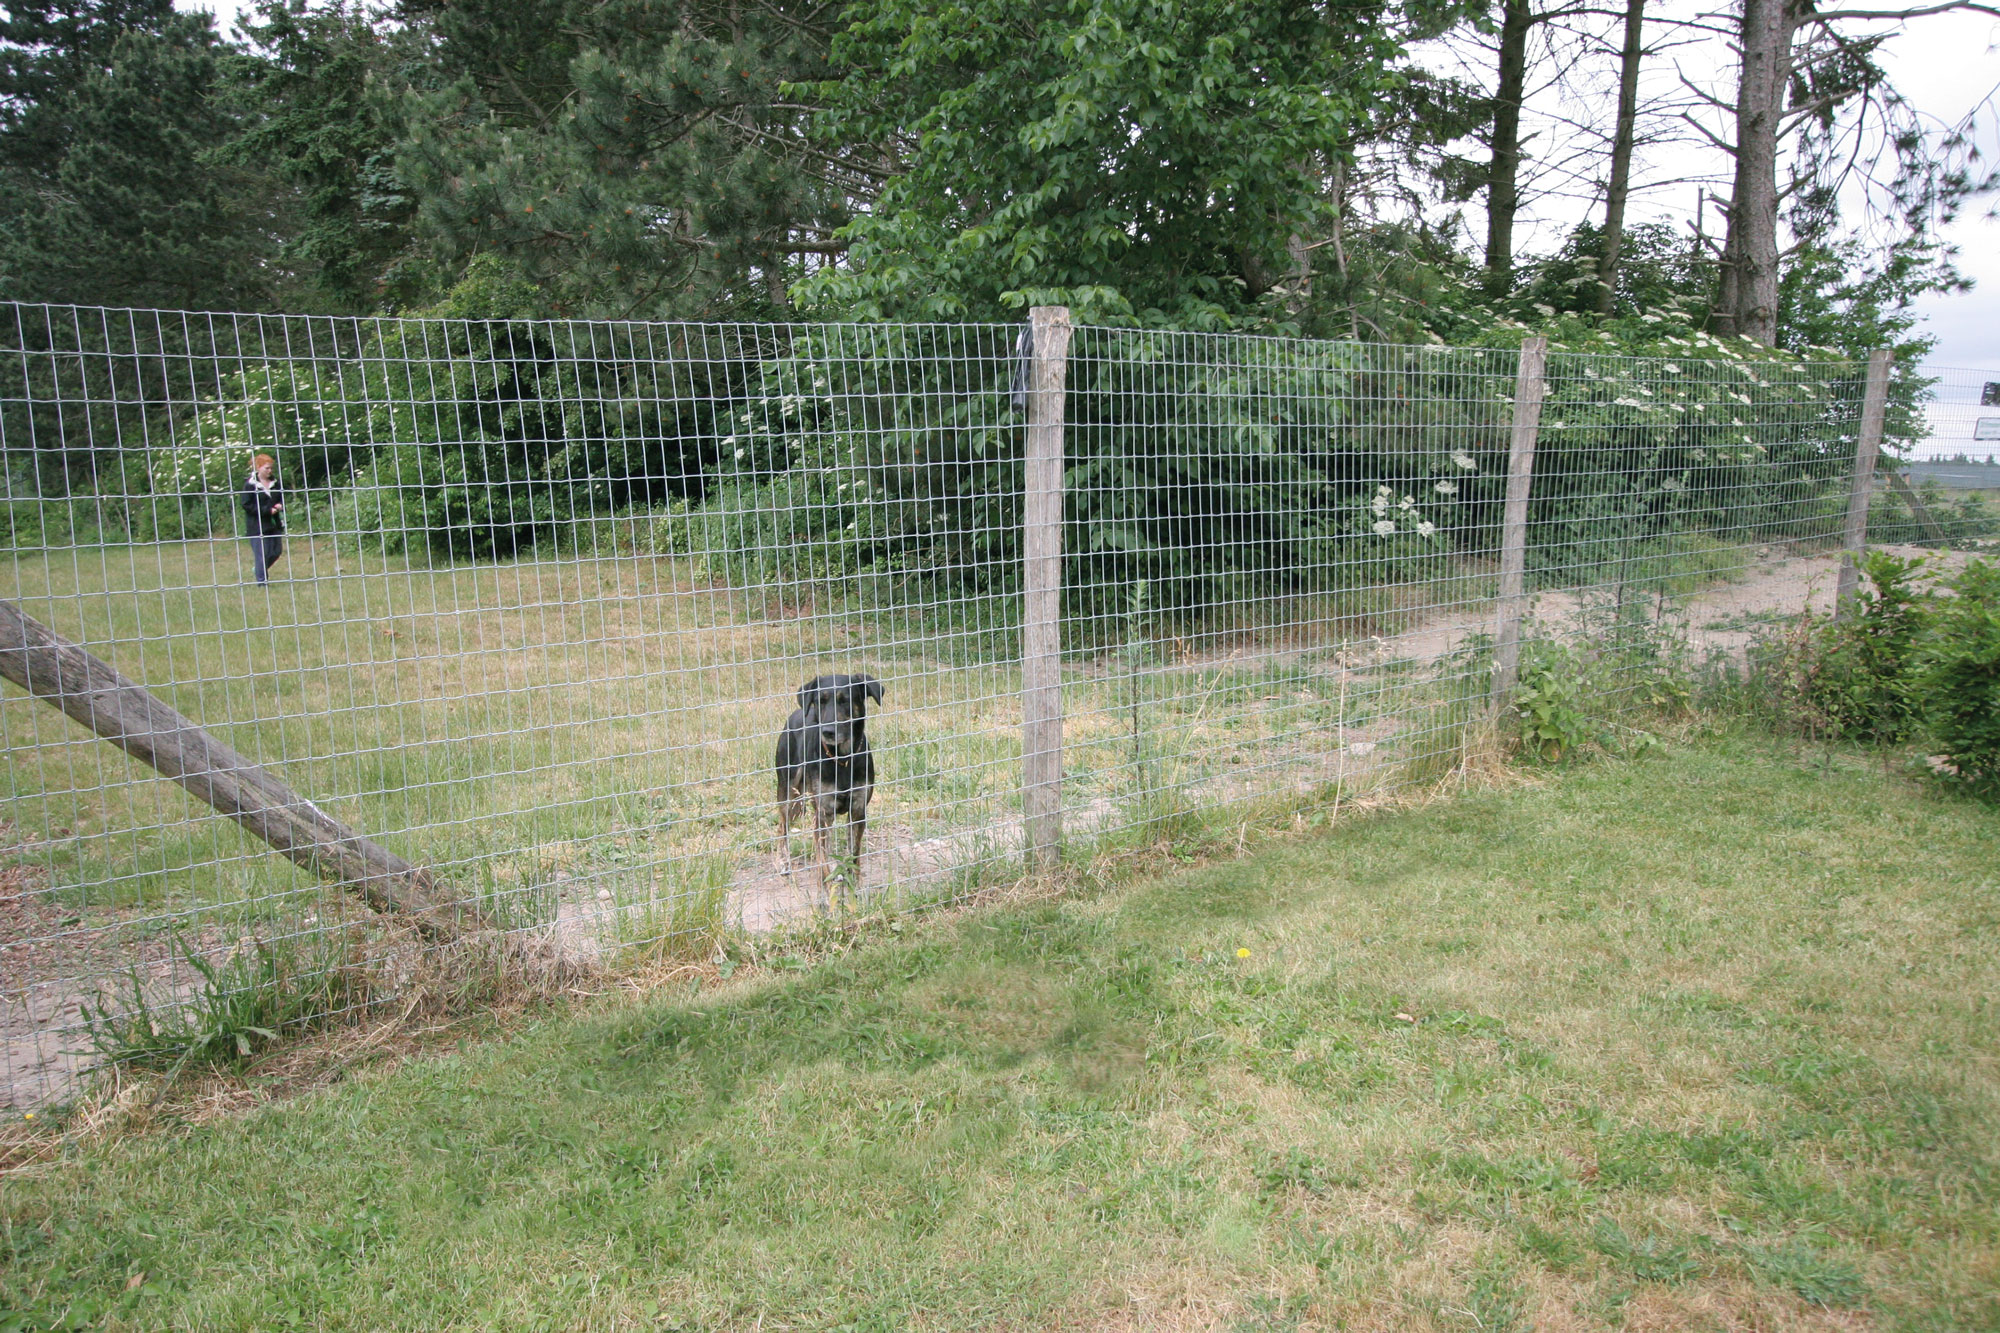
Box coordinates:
[700,322,1868,625]
[3,460,239,546]
[667,468,890,587]
[1512,640,1599,762]
[1503,603,1689,763]
[1867,478,2000,551]
[152,359,375,499]
[1794,550,1933,743]
[1916,558,2000,801]
[1738,550,1997,801]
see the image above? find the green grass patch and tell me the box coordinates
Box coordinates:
[4,736,1997,1329]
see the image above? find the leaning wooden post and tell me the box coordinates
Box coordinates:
[0,600,485,940]
[1881,466,1945,545]
[1021,306,1072,873]
[1491,335,1548,706]
[1835,348,1894,616]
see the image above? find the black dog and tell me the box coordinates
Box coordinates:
[776,673,883,907]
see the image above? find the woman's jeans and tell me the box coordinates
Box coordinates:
[250,535,283,584]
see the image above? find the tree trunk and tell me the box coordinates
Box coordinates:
[1484,0,1533,296]
[1595,0,1647,314]
[0,600,486,941]
[1715,0,1797,344]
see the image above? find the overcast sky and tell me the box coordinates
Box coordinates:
[1873,10,2000,375]
[180,0,1998,373]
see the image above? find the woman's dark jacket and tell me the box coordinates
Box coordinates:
[240,477,284,536]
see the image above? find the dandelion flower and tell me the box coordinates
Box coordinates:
[1236,948,1251,959]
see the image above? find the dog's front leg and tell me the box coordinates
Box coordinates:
[810,803,833,913]
[848,809,866,903]
[777,793,802,876]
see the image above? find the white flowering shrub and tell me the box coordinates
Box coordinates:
[149,362,374,522]
[1458,310,1876,581]
[1298,483,1454,586]
[665,325,1014,589]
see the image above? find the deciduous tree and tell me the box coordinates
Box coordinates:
[798,0,1450,325]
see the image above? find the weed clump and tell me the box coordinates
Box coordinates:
[1745,551,2000,800]
[82,930,369,1079]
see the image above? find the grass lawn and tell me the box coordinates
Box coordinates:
[3,538,1482,932]
[3,733,1997,1331]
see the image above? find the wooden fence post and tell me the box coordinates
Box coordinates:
[1491,335,1548,706]
[0,599,485,940]
[1836,348,1895,616]
[1022,306,1072,873]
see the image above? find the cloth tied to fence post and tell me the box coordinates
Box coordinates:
[1491,335,1548,707]
[1835,348,1895,618]
[1022,306,1072,872]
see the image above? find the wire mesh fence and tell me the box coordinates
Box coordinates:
[1877,366,2000,542]
[2,302,1981,1111]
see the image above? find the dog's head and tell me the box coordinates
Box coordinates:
[796,673,883,758]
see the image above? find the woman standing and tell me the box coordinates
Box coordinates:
[240,453,285,584]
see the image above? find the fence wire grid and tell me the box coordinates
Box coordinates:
[1,303,1981,1111]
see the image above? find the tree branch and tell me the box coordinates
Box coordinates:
[1802,1,2000,22]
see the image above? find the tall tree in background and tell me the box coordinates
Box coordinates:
[800,0,1447,324]
[1481,0,1537,294]
[226,1,428,312]
[0,1,279,308]
[0,0,176,180]
[1707,0,1997,344]
[1708,0,1791,342]
[393,0,850,318]
[1594,0,1645,312]
[1470,0,1635,300]
[1301,65,1491,342]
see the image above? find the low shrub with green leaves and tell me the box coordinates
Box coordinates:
[1916,558,2000,799]
[1798,549,1932,743]
[1867,476,2000,550]
[1748,550,1999,801]
[1511,640,1600,762]
[683,319,1874,625]
[1500,598,1692,763]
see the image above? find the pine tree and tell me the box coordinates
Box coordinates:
[225,1,429,312]
[0,3,279,310]
[393,0,849,318]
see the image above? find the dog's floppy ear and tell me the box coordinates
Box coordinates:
[797,675,834,710]
[853,674,883,707]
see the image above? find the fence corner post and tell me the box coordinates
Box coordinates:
[1491,334,1548,707]
[1835,348,1895,617]
[1022,305,1072,873]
